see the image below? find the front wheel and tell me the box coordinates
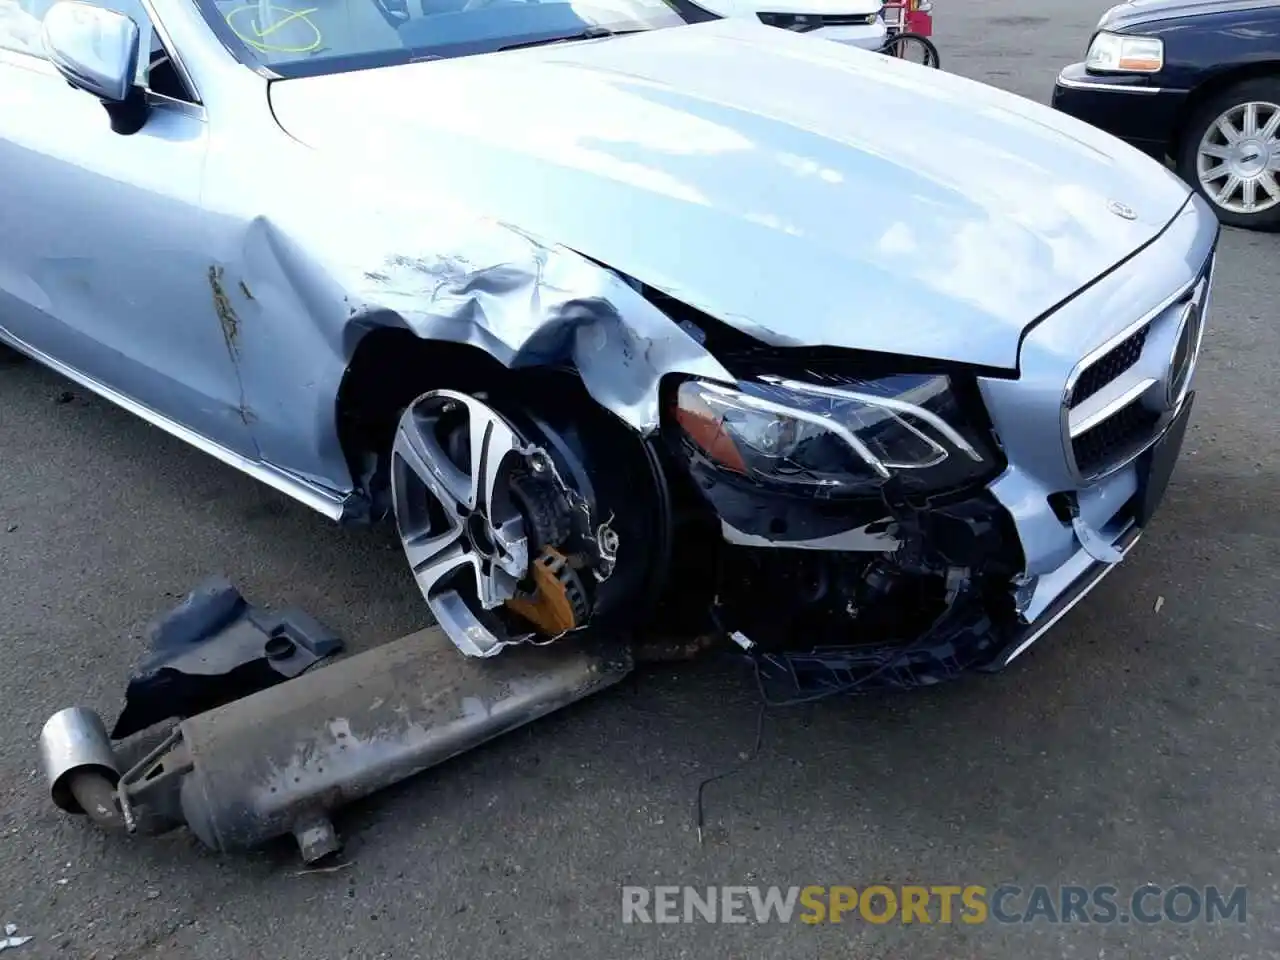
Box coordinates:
[1176,77,1280,232]
[388,377,669,658]
[880,32,940,69]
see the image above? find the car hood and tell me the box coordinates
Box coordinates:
[698,0,881,16]
[269,19,1192,370]
[1100,0,1280,30]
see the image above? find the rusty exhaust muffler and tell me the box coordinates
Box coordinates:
[40,627,631,861]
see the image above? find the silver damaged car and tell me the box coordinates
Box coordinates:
[0,0,1216,689]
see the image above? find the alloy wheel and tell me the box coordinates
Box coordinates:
[1196,100,1280,216]
[391,390,533,658]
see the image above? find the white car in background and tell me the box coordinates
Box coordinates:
[0,0,41,53]
[696,0,886,50]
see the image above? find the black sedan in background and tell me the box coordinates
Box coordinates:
[1053,0,1280,231]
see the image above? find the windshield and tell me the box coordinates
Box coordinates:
[195,0,696,77]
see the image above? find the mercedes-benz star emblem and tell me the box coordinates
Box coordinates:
[1107,200,1138,220]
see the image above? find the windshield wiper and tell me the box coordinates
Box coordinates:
[498,26,649,51]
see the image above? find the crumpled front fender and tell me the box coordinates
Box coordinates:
[341,224,734,436]
[207,196,733,499]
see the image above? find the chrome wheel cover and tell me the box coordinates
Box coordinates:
[391,390,533,658]
[1197,99,1280,216]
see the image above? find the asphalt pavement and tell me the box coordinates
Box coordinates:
[3,1,1280,957]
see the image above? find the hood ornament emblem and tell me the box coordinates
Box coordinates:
[1107,200,1138,220]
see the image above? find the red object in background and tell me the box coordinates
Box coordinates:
[883,0,933,37]
[905,0,933,36]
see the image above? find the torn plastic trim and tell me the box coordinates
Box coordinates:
[675,445,901,547]
[110,576,344,740]
[1011,518,1139,626]
[990,525,1143,670]
[1068,504,1126,565]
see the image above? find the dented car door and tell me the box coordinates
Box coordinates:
[0,28,255,457]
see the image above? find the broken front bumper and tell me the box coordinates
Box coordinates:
[683,196,1215,692]
[741,372,1201,696]
[985,388,1196,671]
[977,195,1216,668]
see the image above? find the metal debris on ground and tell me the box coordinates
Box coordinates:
[41,618,631,863]
[293,861,354,877]
[0,924,31,951]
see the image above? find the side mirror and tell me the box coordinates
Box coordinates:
[42,1,149,134]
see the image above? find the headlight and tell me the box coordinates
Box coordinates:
[671,373,996,497]
[1086,31,1164,73]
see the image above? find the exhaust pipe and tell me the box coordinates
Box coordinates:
[40,627,631,861]
[40,707,124,830]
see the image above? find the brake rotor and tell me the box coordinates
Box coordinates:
[505,547,589,636]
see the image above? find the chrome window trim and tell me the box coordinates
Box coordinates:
[137,0,201,104]
[148,88,207,119]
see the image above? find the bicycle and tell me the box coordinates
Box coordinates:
[878,30,940,68]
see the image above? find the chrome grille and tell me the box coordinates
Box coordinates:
[1071,401,1161,477]
[756,11,877,28]
[821,13,879,24]
[1062,249,1214,482]
[1068,325,1148,408]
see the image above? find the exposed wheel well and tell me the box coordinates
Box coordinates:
[335,328,518,515]
[1171,62,1280,154]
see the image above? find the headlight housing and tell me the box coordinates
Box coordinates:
[671,373,998,498]
[1086,31,1164,74]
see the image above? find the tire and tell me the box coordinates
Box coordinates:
[1176,76,1280,232]
[881,32,940,69]
[387,372,668,657]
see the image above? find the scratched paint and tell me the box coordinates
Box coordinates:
[207,264,256,424]
[208,265,240,358]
